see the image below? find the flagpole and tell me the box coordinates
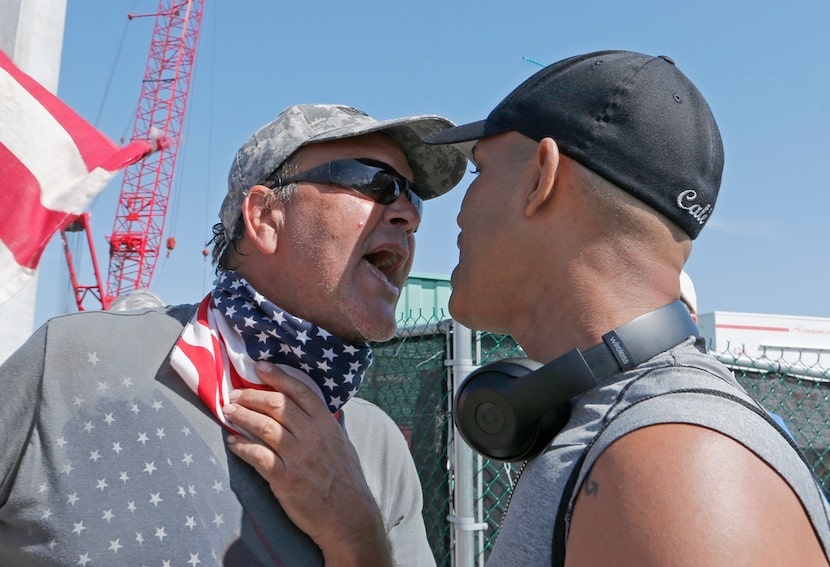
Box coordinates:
[0,0,68,362]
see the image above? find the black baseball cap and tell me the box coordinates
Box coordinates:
[424,50,724,239]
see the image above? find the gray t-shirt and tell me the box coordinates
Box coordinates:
[487,338,830,566]
[0,306,433,566]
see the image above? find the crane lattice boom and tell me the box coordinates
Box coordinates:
[106,0,204,301]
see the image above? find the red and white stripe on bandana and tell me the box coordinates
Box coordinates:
[0,50,153,304]
[169,294,257,435]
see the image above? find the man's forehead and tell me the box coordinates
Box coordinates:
[468,132,532,165]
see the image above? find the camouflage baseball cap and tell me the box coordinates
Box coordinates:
[220,103,468,239]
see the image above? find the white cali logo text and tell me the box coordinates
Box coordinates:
[677,190,712,225]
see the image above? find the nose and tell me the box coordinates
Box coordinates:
[384,192,421,233]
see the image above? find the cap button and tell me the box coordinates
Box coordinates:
[658,55,676,65]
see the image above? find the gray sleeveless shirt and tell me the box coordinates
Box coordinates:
[487,338,830,566]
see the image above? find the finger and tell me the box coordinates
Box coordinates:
[225,432,284,477]
[226,371,316,434]
[225,387,328,440]
[222,394,299,441]
[252,361,333,418]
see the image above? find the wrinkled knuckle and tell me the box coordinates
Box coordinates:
[249,448,276,475]
[266,392,287,412]
[248,443,269,462]
[296,388,318,405]
[259,418,279,440]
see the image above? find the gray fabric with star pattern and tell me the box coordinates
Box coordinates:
[0,306,436,566]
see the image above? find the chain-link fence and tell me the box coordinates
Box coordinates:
[359,313,830,566]
[715,347,830,494]
[361,313,453,566]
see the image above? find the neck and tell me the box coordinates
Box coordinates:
[510,263,684,362]
[212,270,373,413]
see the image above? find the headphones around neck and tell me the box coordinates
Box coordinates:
[452,301,700,462]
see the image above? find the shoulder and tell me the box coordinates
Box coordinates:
[47,303,198,326]
[565,423,828,566]
[559,347,830,565]
[342,397,404,440]
[634,338,741,389]
[43,303,197,339]
[24,304,199,380]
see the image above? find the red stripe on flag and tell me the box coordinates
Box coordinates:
[171,295,275,435]
[0,142,69,268]
[176,338,222,411]
[0,50,118,170]
[225,354,271,391]
[198,297,228,407]
[0,50,153,304]
[201,298,270,393]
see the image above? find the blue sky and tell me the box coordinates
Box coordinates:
[34,0,830,327]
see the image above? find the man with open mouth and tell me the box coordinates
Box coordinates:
[0,103,466,566]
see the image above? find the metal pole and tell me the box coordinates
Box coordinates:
[449,320,487,566]
[0,0,67,363]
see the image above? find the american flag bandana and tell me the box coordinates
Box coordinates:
[170,271,372,434]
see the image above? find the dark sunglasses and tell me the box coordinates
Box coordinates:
[264,158,423,215]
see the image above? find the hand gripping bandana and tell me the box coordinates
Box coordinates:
[170,270,372,434]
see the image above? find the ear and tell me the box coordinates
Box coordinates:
[524,137,560,218]
[242,185,282,255]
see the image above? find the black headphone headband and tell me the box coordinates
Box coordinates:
[453,301,700,462]
[546,299,701,394]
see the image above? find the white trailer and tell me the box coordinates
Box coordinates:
[698,311,830,375]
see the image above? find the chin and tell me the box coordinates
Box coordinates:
[448,299,473,330]
[449,312,474,331]
[449,293,495,334]
[362,320,397,342]
[346,311,398,343]
[448,288,467,318]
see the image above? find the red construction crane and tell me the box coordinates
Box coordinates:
[61,0,205,310]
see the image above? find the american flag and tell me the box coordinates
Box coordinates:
[170,271,372,434]
[0,49,152,304]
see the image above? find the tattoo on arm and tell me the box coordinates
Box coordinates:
[583,470,599,497]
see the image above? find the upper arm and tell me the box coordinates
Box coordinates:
[565,423,828,567]
[344,399,436,567]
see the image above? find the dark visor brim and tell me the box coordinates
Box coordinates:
[422,119,490,145]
